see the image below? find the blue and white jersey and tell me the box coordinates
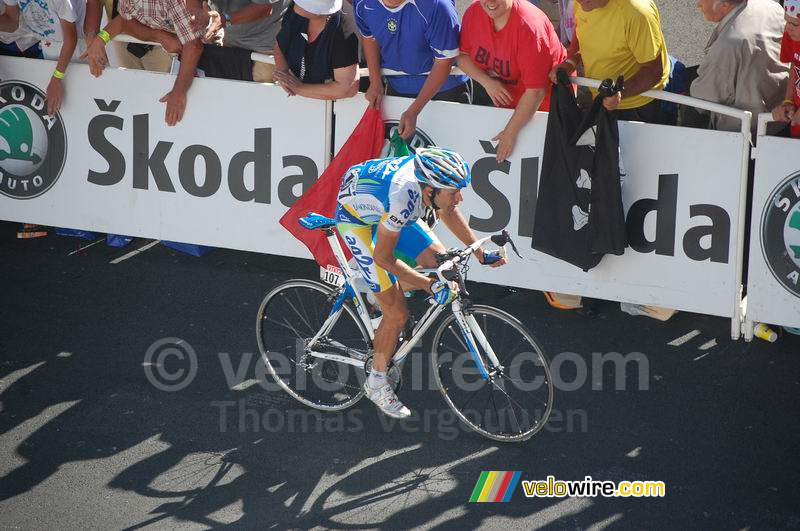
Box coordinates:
[336,156,425,232]
[354,0,468,95]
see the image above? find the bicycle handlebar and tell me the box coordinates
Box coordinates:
[434,230,522,295]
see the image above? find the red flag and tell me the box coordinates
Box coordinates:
[280,106,385,268]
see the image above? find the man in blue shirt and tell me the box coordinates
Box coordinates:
[355,0,470,138]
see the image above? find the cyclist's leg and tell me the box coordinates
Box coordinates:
[396,219,445,271]
[338,220,411,417]
[337,222,408,373]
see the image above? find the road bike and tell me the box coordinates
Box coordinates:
[256,213,554,442]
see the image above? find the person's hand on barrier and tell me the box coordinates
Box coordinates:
[603,92,622,111]
[483,78,512,108]
[771,102,795,122]
[549,61,575,84]
[159,89,187,126]
[397,108,418,139]
[46,77,64,116]
[477,249,507,268]
[81,38,108,77]
[365,80,383,109]
[492,127,517,163]
[273,69,299,96]
[158,32,183,55]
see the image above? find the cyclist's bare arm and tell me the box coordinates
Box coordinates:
[438,206,504,266]
[374,226,435,292]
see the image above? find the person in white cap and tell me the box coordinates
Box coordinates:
[272,0,359,99]
[690,0,788,135]
[772,0,800,137]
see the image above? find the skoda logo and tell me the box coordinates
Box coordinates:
[0,80,67,199]
[381,120,434,157]
[761,170,800,298]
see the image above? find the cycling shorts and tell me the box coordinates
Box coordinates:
[337,217,437,293]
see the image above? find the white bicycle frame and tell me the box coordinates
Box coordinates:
[305,229,505,379]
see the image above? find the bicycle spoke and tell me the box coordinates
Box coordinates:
[446,325,469,352]
[489,381,540,426]
[492,380,524,433]
[282,295,317,335]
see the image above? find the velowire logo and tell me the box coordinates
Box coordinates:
[0,80,67,199]
[761,169,800,298]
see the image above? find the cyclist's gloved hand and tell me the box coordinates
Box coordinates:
[431,280,458,306]
[481,250,503,265]
[479,249,507,267]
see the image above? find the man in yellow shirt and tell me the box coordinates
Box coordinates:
[549,0,670,123]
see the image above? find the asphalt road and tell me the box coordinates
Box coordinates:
[1,221,799,530]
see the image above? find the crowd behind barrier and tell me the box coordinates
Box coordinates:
[1,0,799,339]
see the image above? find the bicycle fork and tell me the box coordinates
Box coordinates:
[451,301,504,381]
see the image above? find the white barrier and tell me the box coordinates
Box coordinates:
[743,114,800,338]
[0,57,327,255]
[335,96,749,336]
[0,56,754,338]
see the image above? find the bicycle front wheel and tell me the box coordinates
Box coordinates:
[431,305,553,442]
[257,279,369,411]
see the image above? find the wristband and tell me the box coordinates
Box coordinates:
[564,57,577,68]
[97,29,111,44]
[52,69,65,80]
[784,99,797,107]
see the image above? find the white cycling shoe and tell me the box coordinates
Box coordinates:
[364,382,411,419]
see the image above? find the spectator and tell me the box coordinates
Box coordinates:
[0,2,41,58]
[556,0,575,44]
[84,0,174,73]
[355,0,469,139]
[190,0,290,82]
[690,0,787,134]
[0,0,85,115]
[82,0,205,126]
[529,0,562,38]
[771,0,800,138]
[272,0,359,100]
[459,0,566,162]
[549,0,670,124]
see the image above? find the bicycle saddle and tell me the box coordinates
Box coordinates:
[299,212,337,230]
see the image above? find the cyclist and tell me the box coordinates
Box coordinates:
[336,147,507,418]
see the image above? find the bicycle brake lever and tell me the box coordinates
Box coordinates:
[502,230,523,258]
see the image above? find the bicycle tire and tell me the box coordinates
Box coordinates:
[256,279,370,411]
[431,304,554,442]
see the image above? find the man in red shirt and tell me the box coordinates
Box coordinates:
[459,0,566,162]
[773,0,800,138]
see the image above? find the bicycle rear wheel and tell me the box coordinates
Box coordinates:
[257,279,370,410]
[431,305,553,442]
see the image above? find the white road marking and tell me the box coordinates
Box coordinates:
[698,339,717,351]
[67,239,104,256]
[109,240,160,264]
[668,330,701,347]
[693,352,711,361]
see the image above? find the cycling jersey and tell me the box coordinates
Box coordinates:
[336,156,425,231]
[335,156,436,293]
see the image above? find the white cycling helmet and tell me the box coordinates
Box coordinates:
[413,147,471,189]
